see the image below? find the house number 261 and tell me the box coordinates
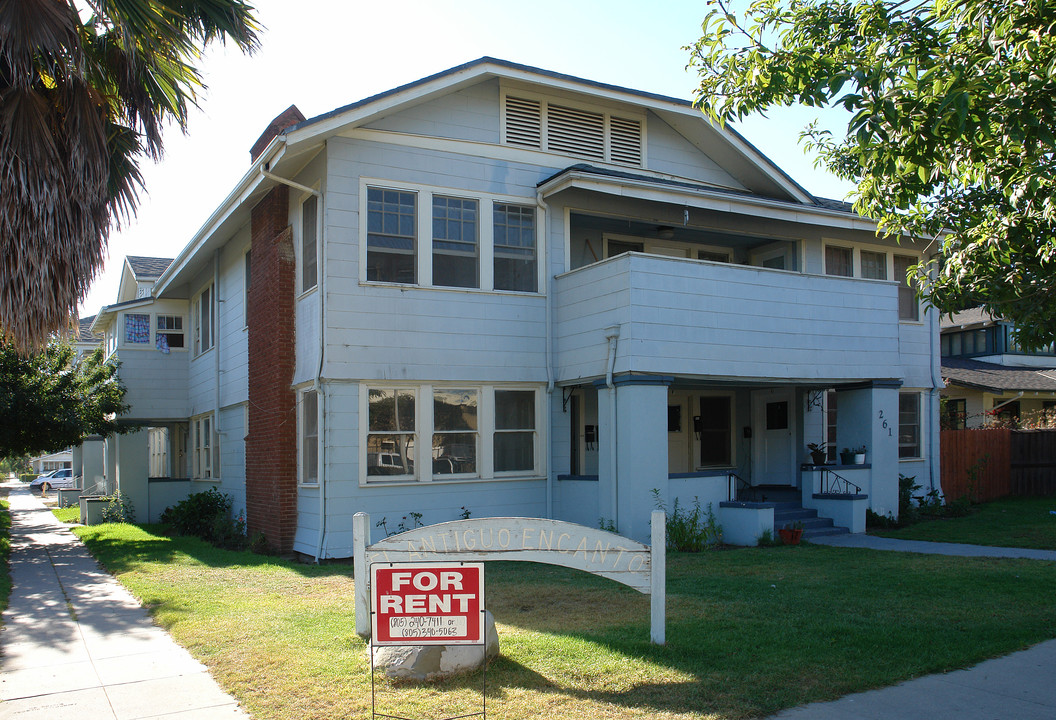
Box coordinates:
[878,410,892,436]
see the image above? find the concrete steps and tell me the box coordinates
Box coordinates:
[737,486,850,539]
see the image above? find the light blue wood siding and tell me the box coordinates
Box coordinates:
[555,254,903,383]
[646,111,746,190]
[362,79,500,143]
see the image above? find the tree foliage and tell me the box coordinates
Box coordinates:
[0,341,131,457]
[0,0,260,351]
[689,0,1056,346]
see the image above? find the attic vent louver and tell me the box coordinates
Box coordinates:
[505,96,542,148]
[610,116,643,166]
[547,104,605,160]
[502,93,644,167]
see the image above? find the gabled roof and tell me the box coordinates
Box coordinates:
[942,357,1056,393]
[941,308,1000,330]
[76,314,101,344]
[155,57,855,297]
[126,256,174,279]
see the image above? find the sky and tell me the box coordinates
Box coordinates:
[79,0,855,316]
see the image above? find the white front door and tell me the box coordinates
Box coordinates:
[752,389,796,486]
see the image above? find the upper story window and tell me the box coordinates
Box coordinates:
[363,181,539,294]
[893,254,919,321]
[860,250,887,280]
[825,246,853,277]
[301,195,318,293]
[193,285,214,355]
[493,204,537,292]
[124,313,150,344]
[432,196,479,288]
[502,91,644,167]
[367,187,417,284]
[156,315,184,350]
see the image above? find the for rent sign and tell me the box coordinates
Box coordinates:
[371,563,484,646]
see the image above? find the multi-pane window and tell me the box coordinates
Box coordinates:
[893,255,919,320]
[301,195,318,292]
[192,414,214,478]
[367,188,416,284]
[898,392,921,458]
[194,286,213,355]
[156,315,184,350]
[367,388,416,479]
[432,389,478,475]
[364,386,539,483]
[494,390,535,473]
[493,204,537,292]
[301,390,318,484]
[699,395,733,466]
[124,313,150,344]
[860,250,887,280]
[825,246,853,277]
[432,197,479,288]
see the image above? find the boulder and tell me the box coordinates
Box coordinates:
[370,610,499,681]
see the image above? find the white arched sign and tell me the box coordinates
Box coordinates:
[353,512,666,645]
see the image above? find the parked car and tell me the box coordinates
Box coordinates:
[30,468,78,493]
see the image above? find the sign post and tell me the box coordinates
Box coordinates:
[369,561,487,720]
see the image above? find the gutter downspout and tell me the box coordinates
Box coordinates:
[260,168,328,562]
[929,307,942,495]
[537,190,554,519]
[604,326,620,529]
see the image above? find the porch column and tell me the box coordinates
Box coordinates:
[836,382,900,517]
[80,437,105,494]
[596,376,672,544]
[114,429,151,523]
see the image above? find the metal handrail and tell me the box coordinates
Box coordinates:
[820,469,862,495]
[727,471,752,501]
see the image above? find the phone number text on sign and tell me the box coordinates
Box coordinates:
[371,562,484,646]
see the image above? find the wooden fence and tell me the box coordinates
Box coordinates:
[941,428,1056,500]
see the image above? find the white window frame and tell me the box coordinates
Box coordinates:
[243,247,251,329]
[156,314,185,350]
[360,178,541,295]
[360,384,543,486]
[898,391,923,460]
[122,312,151,346]
[191,413,216,479]
[299,191,319,295]
[300,389,319,485]
[193,285,214,356]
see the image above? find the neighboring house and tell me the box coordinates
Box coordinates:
[30,449,72,474]
[940,309,1056,428]
[87,58,941,553]
[74,314,103,357]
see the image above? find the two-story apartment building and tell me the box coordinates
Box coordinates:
[91,58,941,554]
[941,308,1056,427]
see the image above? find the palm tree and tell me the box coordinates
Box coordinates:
[0,0,259,351]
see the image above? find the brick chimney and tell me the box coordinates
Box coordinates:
[250,105,306,162]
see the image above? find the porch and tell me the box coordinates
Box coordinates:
[553,378,896,544]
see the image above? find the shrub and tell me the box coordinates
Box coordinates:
[652,490,723,551]
[161,487,245,548]
[101,491,135,523]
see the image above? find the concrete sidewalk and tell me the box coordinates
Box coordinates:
[1,482,247,719]
[810,531,1056,560]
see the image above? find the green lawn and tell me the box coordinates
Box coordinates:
[71,522,1056,720]
[873,496,1056,550]
[52,505,80,524]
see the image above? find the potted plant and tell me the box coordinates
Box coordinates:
[840,447,855,464]
[807,442,827,465]
[853,445,867,464]
[778,521,803,545]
